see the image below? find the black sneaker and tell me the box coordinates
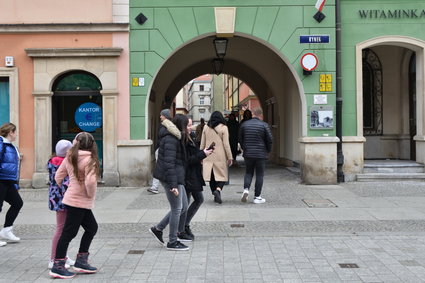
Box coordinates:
[149,227,165,246]
[167,241,189,251]
[177,231,194,242]
[213,190,222,204]
[185,225,195,239]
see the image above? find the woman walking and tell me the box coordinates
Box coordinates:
[200,111,233,204]
[49,132,100,279]
[183,117,213,239]
[149,114,190,251]
[0,123,23,247]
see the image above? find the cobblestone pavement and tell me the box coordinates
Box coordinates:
[2,163,425,282]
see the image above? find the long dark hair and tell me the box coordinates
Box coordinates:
[208,111,226,128]
[68,132,100,182]
[172,114,189,144]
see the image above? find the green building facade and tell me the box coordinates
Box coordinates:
[128,0,425,184]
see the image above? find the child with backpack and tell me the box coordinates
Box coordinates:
[47,139,75,269]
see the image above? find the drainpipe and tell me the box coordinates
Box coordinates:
[336,0,345,182]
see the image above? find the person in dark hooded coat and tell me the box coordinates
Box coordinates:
[182,117,213,240]
[149,114,190,251]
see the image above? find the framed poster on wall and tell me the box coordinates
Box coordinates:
[310,106,333,129]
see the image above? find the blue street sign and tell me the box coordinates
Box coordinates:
[74,102,102,132]
[300,35,330,44]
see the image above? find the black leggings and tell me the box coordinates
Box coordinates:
[0,180,23,227]
[209,170,225,194]
[55,205,98,259]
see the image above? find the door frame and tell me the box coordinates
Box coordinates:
[356,36,425,163]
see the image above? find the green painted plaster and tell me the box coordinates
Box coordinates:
[130,1,337,139]
[340,0,425,136]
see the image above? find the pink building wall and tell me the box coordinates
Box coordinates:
[0,33,113,179]
[0,0,112,24]
[113,33,130,140]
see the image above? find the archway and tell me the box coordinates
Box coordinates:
[356,36,425,164]
[147,34,305,167]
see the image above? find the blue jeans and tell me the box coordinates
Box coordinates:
[243,158,266,197]
[156,182,188,243]
[185,191,204,226]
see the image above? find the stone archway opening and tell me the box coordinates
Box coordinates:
[147,34,305,168]
[356,37,425,165]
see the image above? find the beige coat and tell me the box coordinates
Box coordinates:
[200,124,233,181]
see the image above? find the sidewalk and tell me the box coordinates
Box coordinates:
[2,164,425,282]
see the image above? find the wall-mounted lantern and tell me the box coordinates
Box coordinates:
[213,38,228,58]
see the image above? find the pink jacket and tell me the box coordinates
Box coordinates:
[55,150,97,209]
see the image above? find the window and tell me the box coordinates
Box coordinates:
[199,97,204,105]
[199,85,204,91]
[362,49,383,136]
[0,77,9,125]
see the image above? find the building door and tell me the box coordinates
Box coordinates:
[0,77,9,125]
[52,71,103,170]
[409,53,416,160]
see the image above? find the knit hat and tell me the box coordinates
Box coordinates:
[55,139,72,157]
[160,109,172,120]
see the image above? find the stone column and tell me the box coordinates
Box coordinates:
[32,91,53,188]
[101,90,120,186]
[299,136,339,185]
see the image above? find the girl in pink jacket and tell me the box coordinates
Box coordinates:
[49,132,100,279]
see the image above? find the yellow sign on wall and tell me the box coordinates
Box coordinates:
[319,74,332,92]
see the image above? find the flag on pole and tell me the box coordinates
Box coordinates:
[315,0,326,12]
[313,0,326,23]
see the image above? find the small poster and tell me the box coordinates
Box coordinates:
[314,95,327,105]
[310,106,333,129]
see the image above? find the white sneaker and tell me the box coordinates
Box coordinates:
[241,189,249,202]
[0,240,6,247]
[66,256,75,266]
[48,259,70,269]
[147,187,159,194]
[0,226,20,242]
[253,196,266,204]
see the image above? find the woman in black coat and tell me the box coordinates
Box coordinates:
[149,114,190,251]
[183,117,213,240]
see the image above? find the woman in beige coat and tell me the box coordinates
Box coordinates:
[200,111,233,204]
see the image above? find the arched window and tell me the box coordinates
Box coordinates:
[362,48,383,136]
[53,71,102,92]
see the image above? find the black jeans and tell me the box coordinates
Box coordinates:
[209,170,225,194]
[185,191,204,226]
[55,205,98,259]
[0,180,23,227]
[243,158,266,197]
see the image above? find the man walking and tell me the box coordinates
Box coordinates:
[238,108,273,204]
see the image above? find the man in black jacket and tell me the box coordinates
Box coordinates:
[238,108,273,204]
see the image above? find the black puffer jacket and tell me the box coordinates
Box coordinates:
[185,134,207,193]
[238,117,273,159]
[153,119,186,188]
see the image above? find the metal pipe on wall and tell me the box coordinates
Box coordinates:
[336,0,345,182]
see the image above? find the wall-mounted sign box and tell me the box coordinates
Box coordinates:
[310,105,333,129]
[300,35,330,44]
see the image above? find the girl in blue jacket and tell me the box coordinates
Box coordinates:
[0,123,23,247]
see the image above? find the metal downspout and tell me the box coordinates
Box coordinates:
[336,0,345,182]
